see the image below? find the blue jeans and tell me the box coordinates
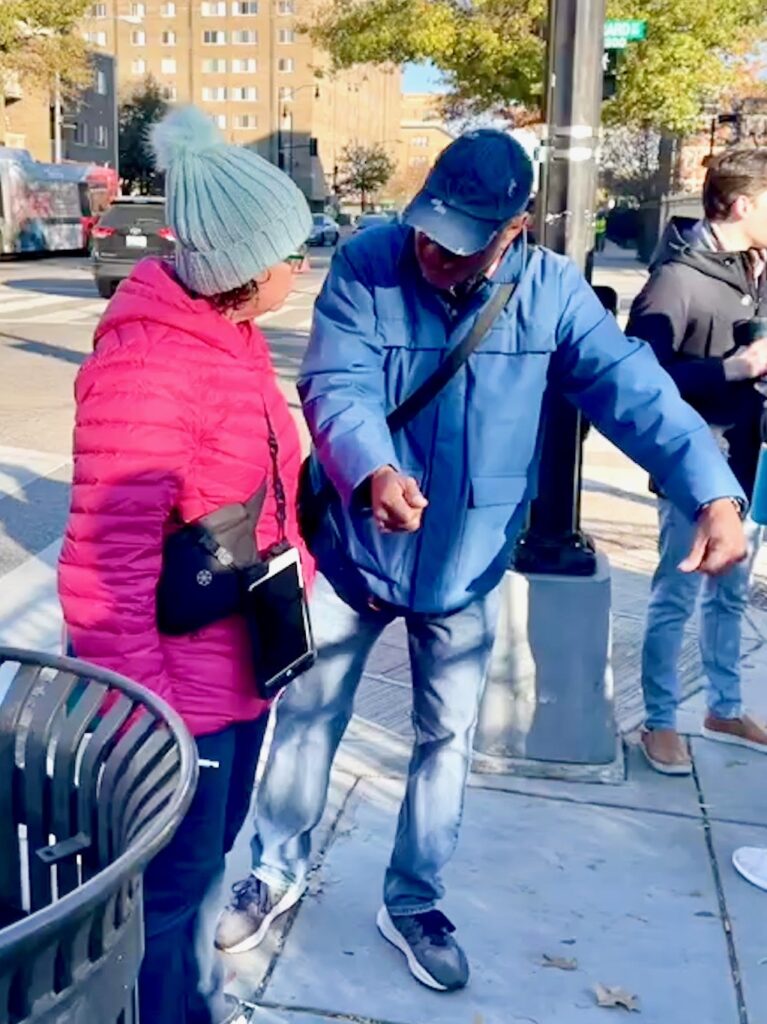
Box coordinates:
[641,500,762,731]
[251,573,500,916]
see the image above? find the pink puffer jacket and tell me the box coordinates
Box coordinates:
[58,258,314,737]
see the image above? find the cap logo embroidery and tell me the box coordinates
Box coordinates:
[431,198,447,215]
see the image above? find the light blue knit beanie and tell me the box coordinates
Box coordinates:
[151,106,312,296]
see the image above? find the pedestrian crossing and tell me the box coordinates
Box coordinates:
[0,284,106,325]
[0,279,318,329]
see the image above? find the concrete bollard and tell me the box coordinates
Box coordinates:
[474,552,623,783]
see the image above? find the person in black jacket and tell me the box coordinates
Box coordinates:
[628,147,767,776]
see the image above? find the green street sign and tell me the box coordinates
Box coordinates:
[604,18,647,49]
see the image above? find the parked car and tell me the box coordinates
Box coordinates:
[91,197,175,299]
[353,213,394,234]
[308,213,340,247]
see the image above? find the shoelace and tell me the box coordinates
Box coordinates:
[229,876,263,912]
[412,909,456,946]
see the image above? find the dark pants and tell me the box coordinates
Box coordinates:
[139,717,268,1024]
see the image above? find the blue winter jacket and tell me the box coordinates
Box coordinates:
[298,225,744,614]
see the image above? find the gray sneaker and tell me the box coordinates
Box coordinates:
[376,906,469,991]
[215,874,304,954]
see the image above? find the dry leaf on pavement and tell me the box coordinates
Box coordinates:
[542,953,578,971]
[594,983,640,1011]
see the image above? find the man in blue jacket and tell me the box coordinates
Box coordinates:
[218,131,747,992]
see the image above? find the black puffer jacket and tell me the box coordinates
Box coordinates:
[627,217,767,498]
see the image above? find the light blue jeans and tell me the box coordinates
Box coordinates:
[642,500,763,730]
[251,572,500,916]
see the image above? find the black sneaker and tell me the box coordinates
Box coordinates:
[214,874,304,954]
[376,906,470,991]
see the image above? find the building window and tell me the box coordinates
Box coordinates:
[161,2,176,14]
[233,30,257,44]
[84,30,107,45]
[278,86,294,101]
[94,125,108,148]
[278,28,294,43]
[95,68,108,94]
[234,114,257,129]
[409,156,429,167]
[232,86,258,101]
[90,3,107,17]
[202,30,226,45]
[161,58,177,74]
[232,1,259,13]
[278,0,294,12]
[202,58,227,72]
[411,136,429,148]
[201,1,226,13]
[130,3,145,17]
[162,85,177,101]
[231,58,257,73]
[74,122,88,146]
[277,58,294,73]
[213,114,227,129]
[131,58,146,74]
[162,29,177,45]
[202,86,227,101]
[131,30,145,45]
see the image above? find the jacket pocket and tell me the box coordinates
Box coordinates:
[469,474,529,508]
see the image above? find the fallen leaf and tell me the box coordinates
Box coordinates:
[726,760,748,768]
[594,983,640,1012]
[542,953,578,971]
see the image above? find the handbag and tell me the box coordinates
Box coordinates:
[298,279,518,546]
[156,486,267,636]
[157,410,315,698]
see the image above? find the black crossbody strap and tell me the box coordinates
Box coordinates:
[264,407,287,544]
[386,280,517,434]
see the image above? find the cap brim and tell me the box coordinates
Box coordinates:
[403,191,500,256]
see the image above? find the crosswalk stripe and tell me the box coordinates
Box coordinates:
[18,306,103,325]
[0,294,77,316]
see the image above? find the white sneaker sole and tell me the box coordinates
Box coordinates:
[219,880,306,955]
[376,906,448,992]
[732,849,767,892]
[639,739,692,776]
[701,726,767,754]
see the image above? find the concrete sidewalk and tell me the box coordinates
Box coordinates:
[220,669,767,1024]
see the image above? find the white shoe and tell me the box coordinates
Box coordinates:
[732,847,767,892]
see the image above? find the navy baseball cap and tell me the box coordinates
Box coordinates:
[403,129,534,256]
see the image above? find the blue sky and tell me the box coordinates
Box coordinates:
[403,62,445,93]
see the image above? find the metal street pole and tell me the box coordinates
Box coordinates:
[513,0,604,577]
[475,0,621,777]
[53,72,63,163]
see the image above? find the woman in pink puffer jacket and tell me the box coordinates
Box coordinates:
[58,106,313,1024]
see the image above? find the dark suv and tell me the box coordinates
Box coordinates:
[91,197,175,298]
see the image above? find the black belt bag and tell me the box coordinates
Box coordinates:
[157,411,315,699]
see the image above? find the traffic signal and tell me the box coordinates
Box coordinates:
[602,49,618,101]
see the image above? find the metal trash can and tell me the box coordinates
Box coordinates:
[0,648,198,1024]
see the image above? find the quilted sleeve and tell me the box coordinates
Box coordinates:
[58,344,195,706]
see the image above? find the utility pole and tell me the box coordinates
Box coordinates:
[515,0,603,577]
[475,0,622,780]
[53,72,63,164]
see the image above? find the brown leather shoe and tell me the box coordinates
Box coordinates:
[702,714,767,753]
[640,729,692,776]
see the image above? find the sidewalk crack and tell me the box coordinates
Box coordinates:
[692,759,749,1024]
[254,775,363,1000]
